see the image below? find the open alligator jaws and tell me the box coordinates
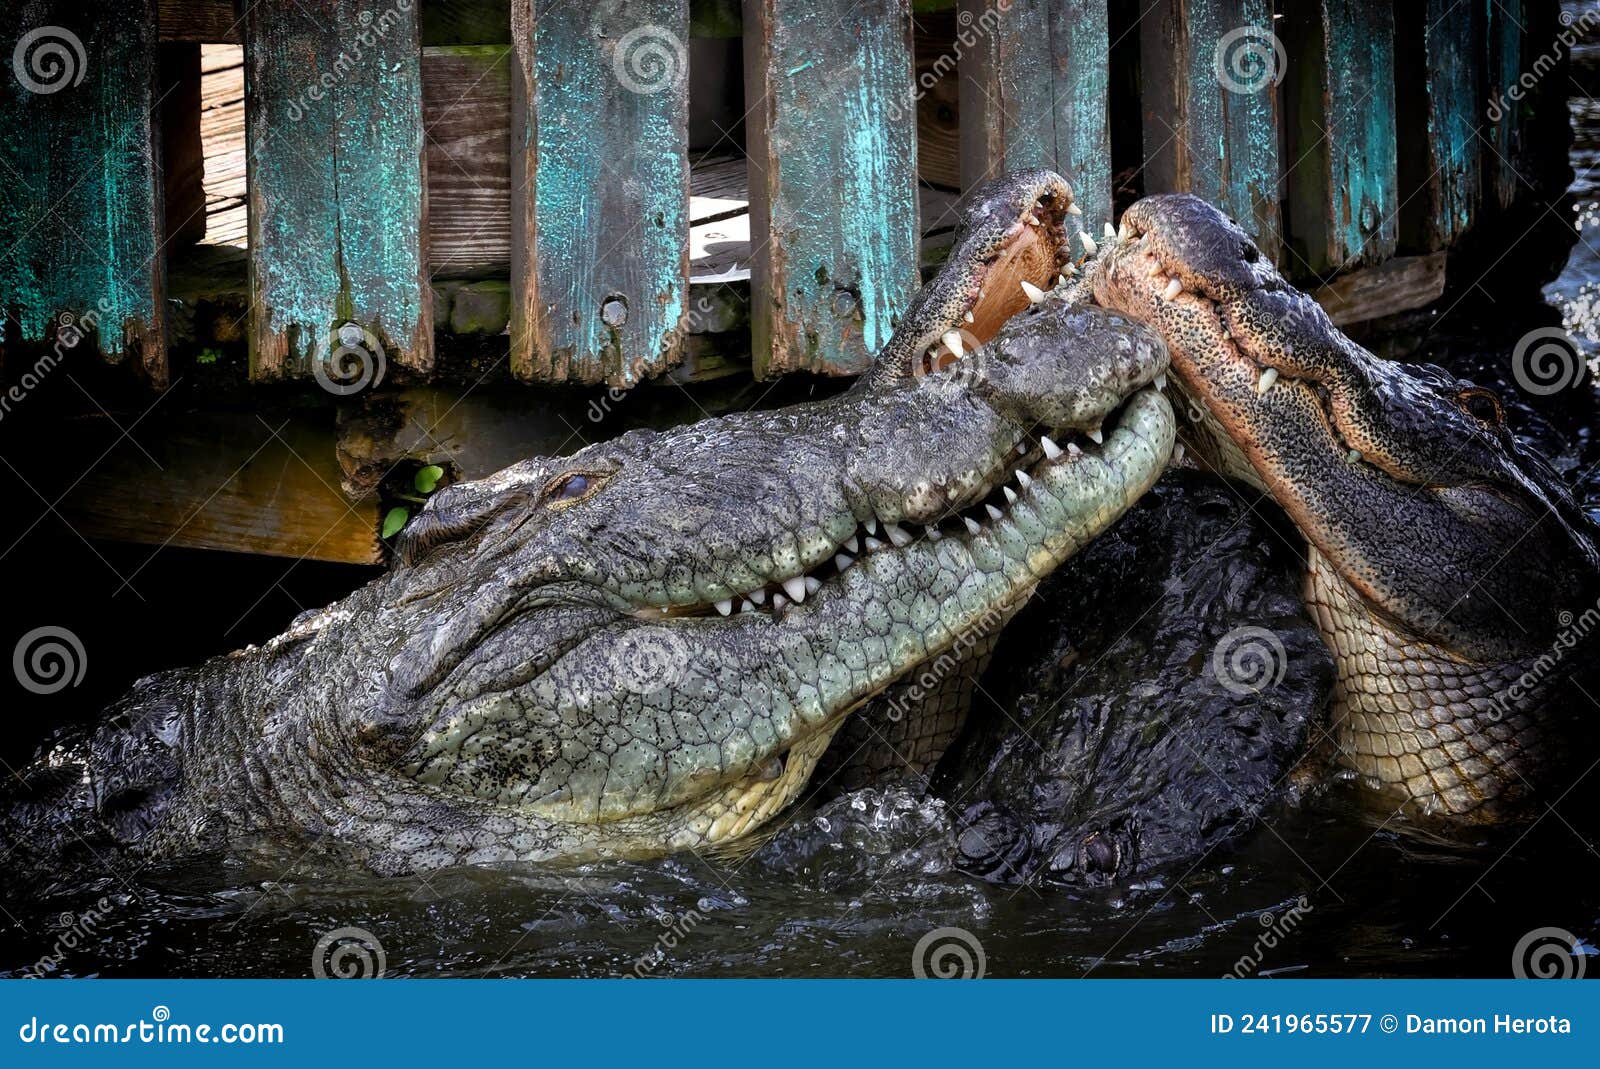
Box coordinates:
[3,173,1174,876]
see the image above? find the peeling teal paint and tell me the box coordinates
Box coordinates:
[1484,0,1523,210]
[1421,0,1480,246]
[1325,0,1398,268]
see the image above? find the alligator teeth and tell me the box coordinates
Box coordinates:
[1062,262,1078,277]
[927,527,943,541]
[1346,448,1363,465]
[1020,279,1047,304]
[1015,469,1032,489]
[772,593,788,613]
[1103,221,1117,240]
[740,598,756,613]
[782,576,807,603]
[864,536,886,552]
[1040,435,1064,460]
[864,518,877,536]
[985,504,1004,521]
[1025,212,1041,226]
[963,516,982,535]
[749,588,766,605]
[1067,441,1084,457]
[844,535,859,554]
[1067,201,1082,215]
[715,598,733,616]
[1163,278,1184,301]
[942,330,965,357]
[804,577,822,595]
[835,553,855,571]
[1118,220,1133,241]
[885,523,913,547]
[1003,486,1018,505]
[1056,274,1068,288]
[1174,442,1186,464]
[964,310,975,324]
[1155,372,1168,391]
[1256,367,1279,395]
[1080,232,1098,256]
[1086,425,1104,445]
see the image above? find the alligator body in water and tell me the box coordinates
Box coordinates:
[2,173,1176,878]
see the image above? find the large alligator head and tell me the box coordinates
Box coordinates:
[8,173,1174,876]
[1091,193,1600,821]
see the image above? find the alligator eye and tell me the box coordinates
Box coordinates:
[1457,388,1504,426]
[543,471,604,507]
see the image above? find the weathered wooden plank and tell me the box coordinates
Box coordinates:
[1283,0,1398,274]
[1139,0,1281,261]
[744,0,920,377]
[0,1,166,380]
[510,1,691,385]
[243,0,431,382]
[424,46,512,278]
[1483,0,1525,210]
[1310,251,1447,326]
[160,43,207,247]
[1396,0,1481,252]
[959,0,1112,231]
[159,0,241,43]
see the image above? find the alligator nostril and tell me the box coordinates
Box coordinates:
[1240,241,1260,264]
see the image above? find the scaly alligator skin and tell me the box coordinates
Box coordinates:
[1091,194,1600,821]
[3,173,1175,877]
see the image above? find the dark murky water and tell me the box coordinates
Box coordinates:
[6,16,1600,981]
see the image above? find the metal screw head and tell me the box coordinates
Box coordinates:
[831,289,859,318]
[601,297,629,328]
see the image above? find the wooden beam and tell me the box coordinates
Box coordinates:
[160,43,207,247]
[1310,251,1447,327]
[743,0,920,377]
[243,0,432,382]
[1283,0,1399,275]
[959,0,1113,231]
[158,0,242,43]
[0,1,167,381]
[424,46,513,279]
[510,1,692,385]
[1396,0,1481,252]
[1139,0,1281,261]
[1483,0,1525,211]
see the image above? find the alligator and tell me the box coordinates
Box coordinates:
[1090,194,1600,822]
[2,172,1175,878]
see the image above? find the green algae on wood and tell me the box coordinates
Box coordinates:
[1396,0,1481,252]
[744,0,920,378]
[1283,0,1398,275]
[959,0,1112,236]
[510,0,691,386]
[243,0,432,383]
[0,0,166,381]
[1139,0,1281,262]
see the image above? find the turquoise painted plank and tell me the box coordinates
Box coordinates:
[1139,0,1281,261]
[0,0,165,381]
[744,0,920,377]
[244,0,431,382]
[1397,0,1481,251]
[1284,0,1398,274]
[509,0,691,386]
[958,0,1112,233]
[1484,0,1524,210]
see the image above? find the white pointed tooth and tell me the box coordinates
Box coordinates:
[1015,469,1032,489]
[748,588,766,605]
[1017,441,1028,454]
[1118,220,1133,241]
[1086,425,1104,445]
[927,527,943,541]
[1346,448,1363,465]
[782,576,807,603]
[963,516,982,535]
[835,553,855,571]
[864,536,886,552]
[1103,221,1116,239]
[1025,212,1041,226]
[1040,435,1064,461]
[1080,231,1098,256]
[1067,201,1082,215]
[864,518,877,535]
[1056,274,1068,288]
[739,598,756,613]
[885,523,912,547]
[1163,278,1184,301]
[1003,486,1018,505]
[1155,372,1168,391]
[1063,262,1078,277]
[715,598,733,616]
[1020,279,1047,304]
[661,606,671,614]
[985,504,1003,521]
[942,330,965,358]
[772,593,788,613]
[843,535,859,554]
[1173,442,1187,464]
[1067,441,1084,457]
[964,310,975,324]
[804,577,822,595]
[1256,367,1279,395]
